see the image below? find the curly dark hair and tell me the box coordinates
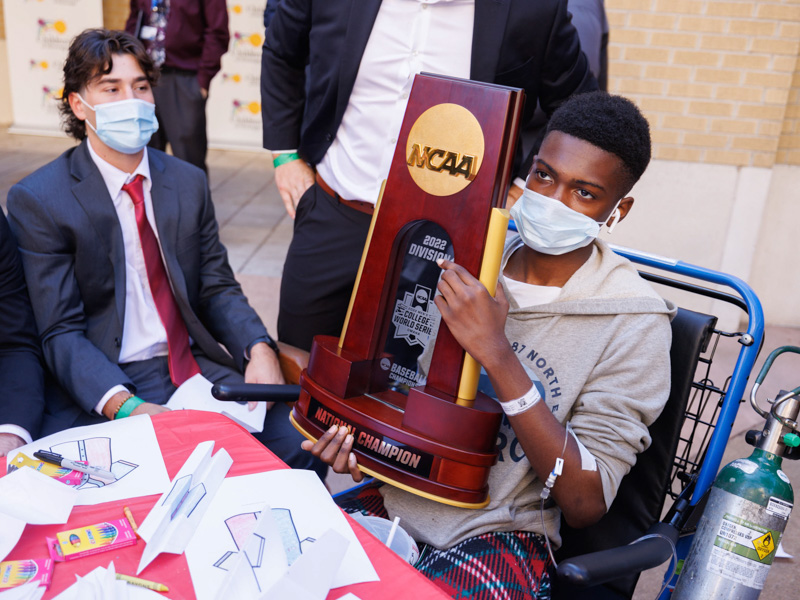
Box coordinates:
[545,92,651,193]
[60,28,158,141]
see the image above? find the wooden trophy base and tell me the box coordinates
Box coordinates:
[290,336,503,508]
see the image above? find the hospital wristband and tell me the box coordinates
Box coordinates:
[499,384,541,417]
[115,396,145,419]
[272,152,300,168]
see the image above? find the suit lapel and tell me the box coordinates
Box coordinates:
[471,0,511,82]
[148,151,190,304]
[69,141,127,327]
[335,0,383,126]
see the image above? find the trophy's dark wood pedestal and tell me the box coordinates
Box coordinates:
[291,74,524,507]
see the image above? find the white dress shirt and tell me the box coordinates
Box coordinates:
[315,0,474,203]
[86,140,171,414]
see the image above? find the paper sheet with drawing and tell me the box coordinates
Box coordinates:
[184,470,379,600]
[5,415,169,506]
[165,373,266,433]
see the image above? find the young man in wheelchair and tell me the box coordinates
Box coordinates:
[303,92,675,599]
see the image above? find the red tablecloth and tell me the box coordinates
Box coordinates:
[3,411,449,599]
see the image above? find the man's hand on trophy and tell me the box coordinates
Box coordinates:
[434,259,510,366]
[301,425,365,482]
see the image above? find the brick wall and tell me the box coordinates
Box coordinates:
[776,53,800,164]
[4,1,800,168]
[606,0,800,168]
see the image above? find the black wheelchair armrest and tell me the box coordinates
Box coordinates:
[211,383,301,403]
[556,522,678,587]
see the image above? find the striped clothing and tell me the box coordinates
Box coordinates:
[340,485,552,600]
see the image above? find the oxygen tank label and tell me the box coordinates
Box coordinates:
[707,513,781,589]
[707,546,770,589]
[766,497,792,520]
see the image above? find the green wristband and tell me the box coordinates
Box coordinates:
[273,152,300,168]
[115,396,145,419]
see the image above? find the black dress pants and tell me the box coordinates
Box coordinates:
[149,69,208,172]
[277,183,372,351]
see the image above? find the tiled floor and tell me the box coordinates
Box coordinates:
[3,127,799,597]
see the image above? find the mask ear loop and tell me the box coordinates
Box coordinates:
[75,94,101,136]
[76,93,95,112]
[604,200,623,234]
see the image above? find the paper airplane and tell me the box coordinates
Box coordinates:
[259,529,349,600]
[213,506,349,600]
[213,505,289,599]
[137,440,232,574]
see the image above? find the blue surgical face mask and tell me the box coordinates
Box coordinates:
[78,95,159,154]
[510,187,622,255]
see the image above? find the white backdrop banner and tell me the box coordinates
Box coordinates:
[207,0,266,150]
[3,0,103,136]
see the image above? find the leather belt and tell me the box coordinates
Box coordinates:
[315,173,374,216]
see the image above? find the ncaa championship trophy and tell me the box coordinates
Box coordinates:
[290,73,524,508]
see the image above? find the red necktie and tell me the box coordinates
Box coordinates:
[122,174,201,387]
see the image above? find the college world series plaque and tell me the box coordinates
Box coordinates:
[290,74,524,507]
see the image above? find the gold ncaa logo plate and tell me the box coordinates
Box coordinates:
[406,103,484,197]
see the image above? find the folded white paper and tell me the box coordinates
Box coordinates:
[0,580,46,600]
[259,529,349,600]
[0,467,78,562]
[213,505,288,600]
[0,466,77,524]
[137,441,232,574]
[52,562,167,600]
[165,374,266,433]
[0,513,26,563]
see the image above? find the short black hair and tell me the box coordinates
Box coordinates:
[60,28,158,141]
[545,92,651,193]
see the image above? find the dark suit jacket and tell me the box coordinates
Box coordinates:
[0,210,45,438]
[7,142,268,427]
[260,0,596,176]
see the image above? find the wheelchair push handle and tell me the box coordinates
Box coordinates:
[556,523,678,587]
[211,383,302,403]
[750,345,800,418]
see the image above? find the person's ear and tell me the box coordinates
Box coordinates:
[68,91,87,122]
[617,196,634,222]
[606,197,634,232]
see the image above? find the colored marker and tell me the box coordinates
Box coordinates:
[33,450,115,480]
[116,573,169,592]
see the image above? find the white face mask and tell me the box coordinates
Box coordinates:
[509,187,622,255]
[78,95,159,154]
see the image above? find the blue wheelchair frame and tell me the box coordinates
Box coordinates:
[613,245,764,597]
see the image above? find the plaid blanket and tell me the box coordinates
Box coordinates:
[340,485,552,600]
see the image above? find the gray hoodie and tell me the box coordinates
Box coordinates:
[381,236,675,549]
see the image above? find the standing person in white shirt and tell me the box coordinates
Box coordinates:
[261,0,597,351]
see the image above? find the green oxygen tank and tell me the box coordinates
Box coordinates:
[674,346,800,599]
